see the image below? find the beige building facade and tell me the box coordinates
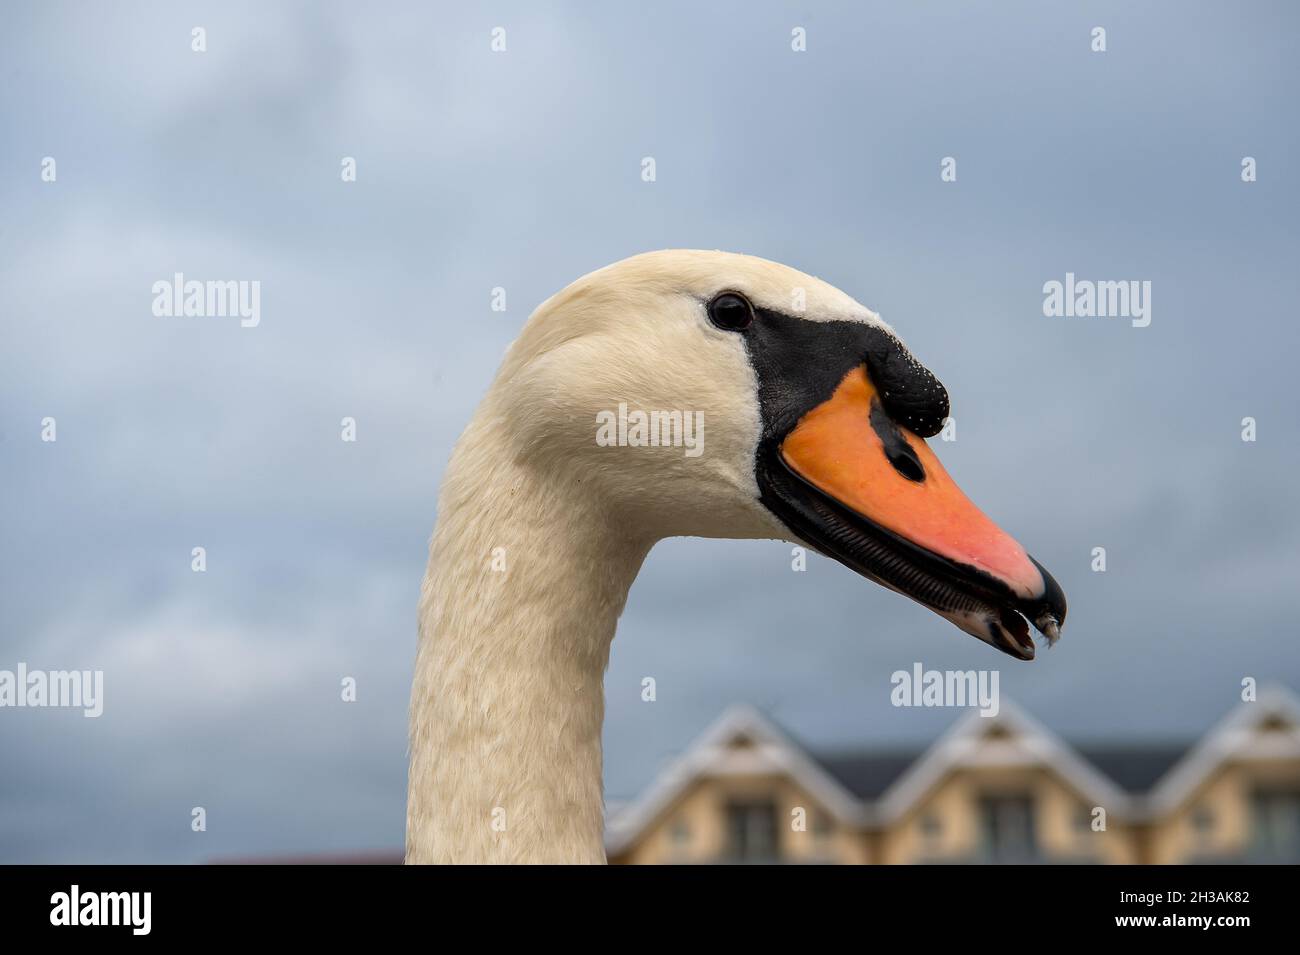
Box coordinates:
[605,688,1300,865]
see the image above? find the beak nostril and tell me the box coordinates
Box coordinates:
[868,397,926,483]
[889,448,926,483]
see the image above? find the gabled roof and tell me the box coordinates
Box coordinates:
[874,699,1134,823]
[605,704,866,855]
[1148,685,1300,815]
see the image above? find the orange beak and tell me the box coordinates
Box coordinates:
[765,366,1065,659]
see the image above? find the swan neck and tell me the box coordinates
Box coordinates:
[407,425,647,863]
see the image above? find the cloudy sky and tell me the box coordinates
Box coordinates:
[2,1,1297,862]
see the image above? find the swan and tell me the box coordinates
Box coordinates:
[406,250,1067,864]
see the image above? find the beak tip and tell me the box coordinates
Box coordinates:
[1028,555,1068,634]
[1035,615,1062,647]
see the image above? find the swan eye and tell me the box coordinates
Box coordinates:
[707,292,754,331]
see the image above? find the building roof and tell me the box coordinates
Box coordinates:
[1074,745,1189,794]
[1149,685,1300,813]
[604,704,869,854]
[813,751,922,799]
[872,700,1137,822]
[813,744,1190,799]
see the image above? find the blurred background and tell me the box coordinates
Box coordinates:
[1,1,1297,863]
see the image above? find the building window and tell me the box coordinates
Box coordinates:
[978,795,1039,863]
[920,812,943,839]
[1191,806,1215,836]
[724,800,779,862]
[812,811,833,840]
[1250,789,1300,863]
[669,818,691,845]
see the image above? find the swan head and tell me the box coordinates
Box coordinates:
[493,250,1066,660]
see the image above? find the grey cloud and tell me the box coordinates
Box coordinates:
[1,0,1296,860]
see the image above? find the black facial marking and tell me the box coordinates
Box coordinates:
[861,329,950,438]
[741,306,950,444]
[743,307,869,442]
[869,398,926,482]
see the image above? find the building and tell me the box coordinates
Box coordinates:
[605,688,1300,864]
